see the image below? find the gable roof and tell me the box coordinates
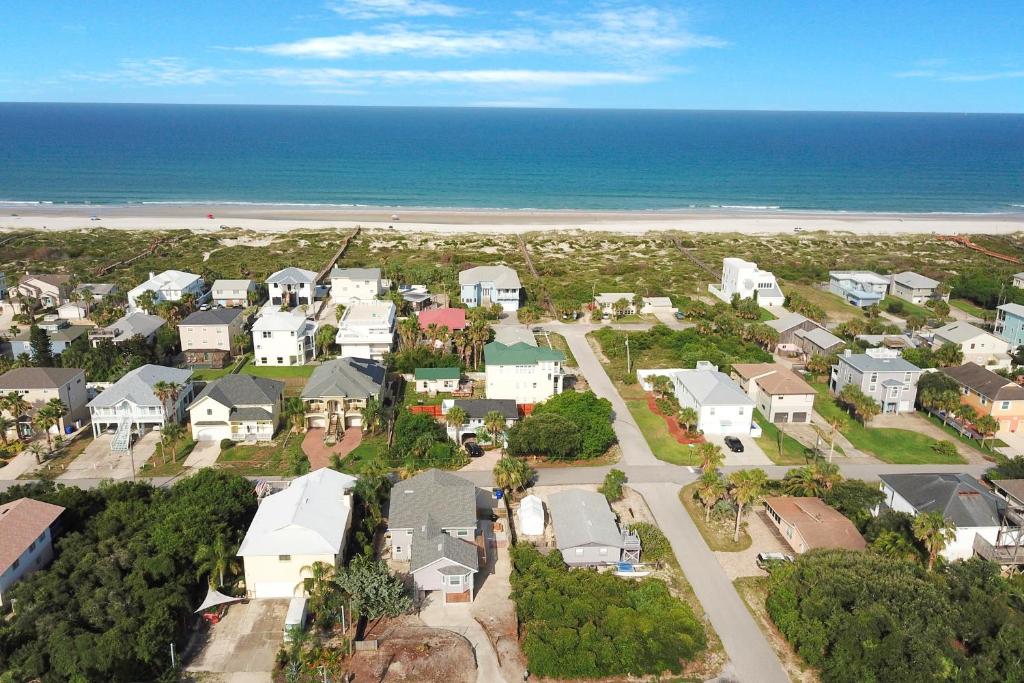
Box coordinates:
[191,374,284,410]
[252,310,311,333]
[12,324,91,344]
[942,363,1024,401]
[548,489,624,550]
[180,307,243,326]
[677,369,754,407]
[732,363,815,395]
[415,367,460,381]
[880,473,1004,527]
[998,303,1024,318]
[238,468,356,557]
[0,498,65,573]
[458,265,521,289]
[101,311,166,341]
[795,326,844,350]
[410,529,479,573]
[267,267,316,284]
[87,364,192,408]
[74,283,116,298]
[387,469,477,531]
[484,341,563,366]
[329,267,381,280]
[932,321,993,345]
[301,357,386,399]
[212,279,253,291]
[418,308,467,331]
[892,271,940,290]
[132,270,201,293]
[766,312,814,334]
[20,273,70,288]
[837,352,920,373]
[452,398,518,420]
[0,367,83,390]
[763,496,866,551]
[492,326,537,347]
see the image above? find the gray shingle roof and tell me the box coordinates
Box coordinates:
[766,312,811,333]
[892,271,939,290]
[838,353,921,373]
[0,367,83,390]
[180,307,243,326]
[880,473,1004,527]
[100,311,166,341]
[267,267,316,284]
[548,489,624,550]
[932,321,988,345]
[677,370,753,407]
[190,374,284,410]
[388,469,477,531]
[88,364,192,408]
[410,528,479,573]
[301,358,386,399]
[458,265,521,289]
[329,267,381,280]
[942,362,1024,401]
[452,399,518,420]
[795,326,845,350]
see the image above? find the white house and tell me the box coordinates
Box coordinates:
[443,398,519,444]
[889,272,945,305]
[876,473,1004,562]
[459,265,522,312]
[329,267,383,303]
[731,363,816,424]
[484,341,564,404]
[1013,273,1024,290]
[0,498,65,607]
[188,374,284,443]
[334,300,396,361]
[548,489,634,567]
[0,367,90,440]
[930,321,1010,369]
[127,270,204,311]
[238,468,356,599]
[87,365,194,451]
[212,279,255,307]
[252,310,317,367]
[415,367,461,395]
[267,267,318,308]
[708,257,785,307]
[594,292,638,316]
[637,362,754,435]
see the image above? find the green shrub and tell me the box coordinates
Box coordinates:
[627,521,671,564]
[529,391,616,459]
[599,468,626,502]
[220,438,234,450]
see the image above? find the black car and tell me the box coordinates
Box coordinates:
[724,436,744,453]
[465,442,484,457]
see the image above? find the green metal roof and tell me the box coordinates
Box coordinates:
[484,341,564,366]
[414,367,461,381]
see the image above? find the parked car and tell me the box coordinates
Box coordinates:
[465,442,484,458]
[724,436,744,453]
[756,552,794,568]
[674,311,686,320]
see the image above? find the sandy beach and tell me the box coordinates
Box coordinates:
[1,203,1022,236]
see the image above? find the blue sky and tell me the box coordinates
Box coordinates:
[1,1,1022,111]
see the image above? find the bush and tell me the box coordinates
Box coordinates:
[529,391,616,459]
[627,521,671,564]
[507,412,582,460]
[599,468,626,501]
[932,441,959,459]
[220,438,234,450]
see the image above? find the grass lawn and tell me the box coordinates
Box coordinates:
[216,433,307,476]
[758,307,778,321]
[782,283,866,322]
[190,366,234,381]
[141,437,196,477]
[617,382,700,466]
[924,413,1004,460]
[537,331,577,366]
[680,482,752,552]
[881,297,933,321]
[340,434,389,473]
[753,413,813,465]
[809,381,965,464]
[241,364,315,397]
[25,434,94,480]
[951,298,994,320]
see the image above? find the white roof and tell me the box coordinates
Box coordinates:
[238,468,356,557]
[267,267,316,284]
[339,300,396,324]
[999,303,1024,317]
[676,369,754,407]
[212,279,253,290]
[932,321,990,344]
[517,495,545,536]
[595,292,636,304]
[132,270,202,293]
[458,265,521,289]
[252,309,312,333]
[643,296,673,307]
[892,271,939,290]
[830,270,889,286]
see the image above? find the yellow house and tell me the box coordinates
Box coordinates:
[943,363,1024,433]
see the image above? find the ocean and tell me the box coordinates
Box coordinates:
[0,103,1022,213]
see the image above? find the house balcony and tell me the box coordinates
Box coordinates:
[973,532,1024,566]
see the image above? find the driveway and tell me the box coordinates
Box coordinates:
[707,434,773,467]
[715,510,790,580]
[302,426,362,470]
[0,446,42,480]
[459,446,502,472]
[184,440,221,469]
[184,599,288,677]
[59,431,159,480]
[996,430,1024,458]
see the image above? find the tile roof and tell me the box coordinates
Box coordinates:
[458,265,521,289]
[452,398,518,420]
[484,341,563,365]
[0,498,65,573]
[763,497,866,551]
[0,367,83,390]
[180,307,243,326]
[418,308,467,331]
[301,357,386,399]
[415,367,460,381]
[87,364,192,408]
[942,363,1024,401]
[387,469,477,531]
[548,489,624,550]
[880,473,1004,527]
[190,374,284,410]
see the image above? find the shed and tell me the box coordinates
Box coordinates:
[517,495,545,536]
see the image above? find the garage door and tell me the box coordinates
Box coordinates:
[773,412,789,423]
[252,581,304,599]
[307,416,326,428]
[346,415,362,428]
[194,425,230,441]
[792,412,808,423]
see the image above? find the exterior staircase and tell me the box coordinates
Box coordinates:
[111,417,133,453]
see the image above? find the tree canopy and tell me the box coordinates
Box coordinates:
[521,390,616,459]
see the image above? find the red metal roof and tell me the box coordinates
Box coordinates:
[418,308,467,331]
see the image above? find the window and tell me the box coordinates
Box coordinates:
[738,408,745,415]
[709,407,716,416]
[599,548,608,555]
[575,548,584,556]
[869,373,878,383]
[395,546,402,554]
[278,555,291,562]
[1002,401,1011,410]
[261,331,271,339]
[207,408,212,416]
[448,575,462,586]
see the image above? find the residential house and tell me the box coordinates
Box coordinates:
[252,310,317,367]
[0,498,65,607]
[73,282,116,304]
[484,341,564,404]
[415,367,460,395]
[127,270,204,311]
[594,292,638,316]
[11,273,71,311]
[58,283,116,320]
[889,271,945,305]
[334,300,396,361]
[87,365,194,450]
[329,267,383,302]
[188,374,284,443]
[386,469,480,603]
[444,398,518,443]
[708,257,785,307]
[398,284,431,311]
[942,362,1024,434]
[763,496,866,553]
[1013,273,1024,290]
[179,307,245,368]
[548,489,638,567]
[876,473,1005,561]
[995,303,1024,350]
[856,333,921,351]
[637,362,754,435]
[492,326,537,347]
[55,303,89,320]
[829,271,889,308]
[267,267,318,308]
[418,308,468,335]
[88,311,165,347]
[238,468,356,598]
[301,357,386,432]
[0,367,89,440]
[212,279,255,307]
[767,313,826,354]
[641,296,676,315]
[731,363,815,424]
[991,479,1024,507]
[794,326,845,358]
[830,349,922,414]
[931,322,1010,369]
[9,319,90,358]
[459,265,522,312]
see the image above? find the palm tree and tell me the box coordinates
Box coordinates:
[975,414,1000,449]
[283,397,305,431]
[0,415,12,446]
[677,407,699,434]
[650,375,673,399]
[152,381,181,419]
[194,534,240,588]
[871,530,922,563]
[33,404,63,451]
[232,333,249,356]
[696,470,726,522]
[27,442,46,464]
[493,456,533,493]
[694,442,725,472]
[825,415,847,461]
[912,511,956,571]
[299,560,339,625]
[3,391,31,426]
[955,403,977,427]
[162,422,184,461]
[444,405,467,437]
[360,397,383,435]
[729,468,768,542]
[782,466,822,496]
[483,410,507,450]
[397,315,420,349]
[934,390,961,428]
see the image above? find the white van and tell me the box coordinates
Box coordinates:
[283,596,308,642]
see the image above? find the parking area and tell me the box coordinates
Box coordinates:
[184,599,289,677]
[715,510,791,579]
[58,431,159,480]
[183,440,221,469]
[706,433,773,466]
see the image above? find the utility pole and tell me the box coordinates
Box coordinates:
[170,642,176,669]
[625,334,631,375]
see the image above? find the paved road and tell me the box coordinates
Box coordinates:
[633,482,790,683]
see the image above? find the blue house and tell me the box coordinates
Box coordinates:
[996,303,1024,350]
[458,265,522,312]
[829,271,889,308]
[8,319,90,359]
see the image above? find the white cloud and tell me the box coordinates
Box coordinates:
[72,58,221,86]
[893,64,1024,82]
[892,70,936,79]
[330,0,464,19]
[245,29,535,59]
